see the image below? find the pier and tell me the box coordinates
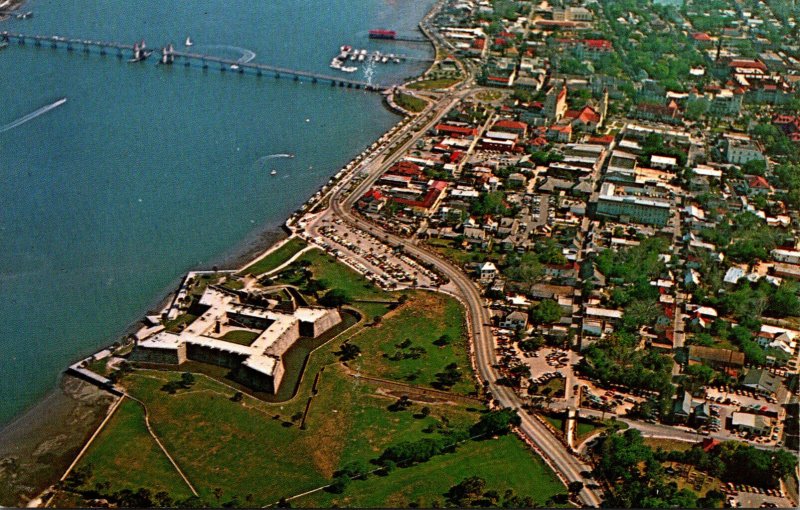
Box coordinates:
[163,46,387,90]
[1,31,390,92]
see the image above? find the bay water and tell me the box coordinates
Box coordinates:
[0,0,434,426]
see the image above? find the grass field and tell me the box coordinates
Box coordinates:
[425,238,494,267]
[279,248,394,303]
[76,365,566,507]
[643,437,697,452]
[475,90,503,101]
[576,420,603,441]
[407,78,460,90]
[394,92,427,113]
[544,415,565,433]
[348,291,476,395]
[76,398,194,500]
[297,434,567,508]
[219,330,260,346]
[72,253,566,507]
[240,237,307,276]
[530,377,565,398]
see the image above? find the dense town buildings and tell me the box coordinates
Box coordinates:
[352,3,800,505]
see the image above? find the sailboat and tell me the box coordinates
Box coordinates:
[185,36,193,47]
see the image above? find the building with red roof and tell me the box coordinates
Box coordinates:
[565,105,602,131]
[748,175,773,193]
[391,180,448,215]
[435,123,478,138]
[357,189,388,213]
[387,160,423,178]
[728,59,768,72]
[486,75,515,87]
[546,124,572,143]
[773,115,800,135]
[493,119,529,137]
[588,134,615,146]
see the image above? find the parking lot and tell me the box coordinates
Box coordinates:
[302,217,442,290]
[702,387,784,446]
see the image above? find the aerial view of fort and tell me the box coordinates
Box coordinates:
[1,0,799,508]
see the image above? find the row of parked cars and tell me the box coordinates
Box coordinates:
[532,370,563,385]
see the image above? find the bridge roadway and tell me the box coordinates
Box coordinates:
[301,84,604,506]
[167,50,386,90]
[0,31,387,91]
[1,31,134,51]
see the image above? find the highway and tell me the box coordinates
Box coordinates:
[298,82,604,506]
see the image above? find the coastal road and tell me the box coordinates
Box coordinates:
[299,85,604,506]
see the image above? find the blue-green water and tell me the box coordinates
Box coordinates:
[0,0,433,425]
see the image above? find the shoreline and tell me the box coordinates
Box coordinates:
[0,2,442,505]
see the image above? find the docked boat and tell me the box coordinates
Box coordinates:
[381,56,389,63]
[230,64,240,70]
[330,58,343,69]
[185,36,193,47]
[357,53,365,61]
[369,29,396,40]
[341,66,358,73]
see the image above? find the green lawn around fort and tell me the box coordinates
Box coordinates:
[240,237,308,276]
[218,330,260,346]
[348,290,477,396]
[73,366,566,507]
[68,253,567,507]
[74,398,193,501]
[297,434,567,508]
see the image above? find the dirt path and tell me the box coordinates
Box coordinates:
[123,393,199,497]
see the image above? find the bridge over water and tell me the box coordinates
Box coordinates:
[1,31,391,92]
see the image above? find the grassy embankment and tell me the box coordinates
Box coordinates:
[71,250,567,506]
[239,237,308,276]
[394,92,427,113]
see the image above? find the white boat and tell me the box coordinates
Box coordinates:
[270,169,277,176]
[330,58,343,69]
[357,53,365,61]
[341,66,358,73]
[230,64,239,70]
[381,56,389,63]
[185,36,193,47]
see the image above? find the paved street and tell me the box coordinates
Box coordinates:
[292,80,605,505]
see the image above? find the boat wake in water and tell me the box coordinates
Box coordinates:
[0,98,67,134]
[194,44,256,63]
[252,153,296,172]
[260,153,295,160]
